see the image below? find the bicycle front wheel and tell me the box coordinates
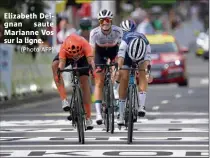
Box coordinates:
[109,80,115,134]
[103,85,110,132]
[127,86,134,144]
[75,87,85,144]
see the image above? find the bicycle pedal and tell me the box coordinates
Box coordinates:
[67,115,72,121]
[117,123,124,126]
[63,106,70,112]
[96,120,103,125]
[138,111,145,117]
[86,126,94,130]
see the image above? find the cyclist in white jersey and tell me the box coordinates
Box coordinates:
[89,9,123,125]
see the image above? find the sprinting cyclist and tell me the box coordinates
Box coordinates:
[51,33,95,129]
[89,9,123,125]
[116,19,152,125]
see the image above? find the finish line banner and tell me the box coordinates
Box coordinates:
[0,44,13,99]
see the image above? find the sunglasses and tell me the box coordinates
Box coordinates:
[99,18,112,25]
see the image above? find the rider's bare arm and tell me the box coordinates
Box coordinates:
[58,44,67,70]
[117,40,128,68]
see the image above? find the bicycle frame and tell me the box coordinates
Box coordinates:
[60,65,90,144]
[95,62,118,133]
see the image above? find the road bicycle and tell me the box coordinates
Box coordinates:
[119,63,151,144]
[95,62,118,133]
[60,65,92,144]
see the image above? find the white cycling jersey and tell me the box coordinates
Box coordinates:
[89,25,123,48]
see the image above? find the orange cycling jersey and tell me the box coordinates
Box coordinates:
[59,33,93,61]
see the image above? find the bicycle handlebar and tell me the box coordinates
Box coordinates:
[120,64,151,73]
[95,62,118,68]
[59,66,90,73]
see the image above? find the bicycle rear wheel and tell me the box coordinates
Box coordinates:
[127,86,134,144]
[75,87,85,144]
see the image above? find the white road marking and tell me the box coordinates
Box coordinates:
[200,78,209,85]
[1,137,208,142]
[161,100,169,104]
[1,144,208,147]
[188,89,194,94]
[0,127,208,133]
[0,118,208,126]
[175,94,182,98]
[1,112,208,117]
[0,150,208,157]
[119,152,157,156]
[152,106,159,110]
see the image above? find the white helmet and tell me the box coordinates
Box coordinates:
[120,20,137,32]
[128,38,147,61]
[97,9,114,19]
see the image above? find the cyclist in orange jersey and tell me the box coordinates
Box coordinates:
[52,33,95,129]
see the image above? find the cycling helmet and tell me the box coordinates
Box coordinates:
[64,35,83,55]
[97,9,114,19]
[79,17,92,30]
[128,38,147,61]
[120,20,137,32]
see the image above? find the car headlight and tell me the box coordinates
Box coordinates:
[175,60,181,66]
[164,60,182,69]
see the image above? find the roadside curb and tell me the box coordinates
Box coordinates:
[0,91,59,110]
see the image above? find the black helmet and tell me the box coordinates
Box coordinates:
[79,17,92,30]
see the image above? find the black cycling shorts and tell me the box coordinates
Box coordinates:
[53,54,89,76]
[95,44,118,71]
[123,52,145,67]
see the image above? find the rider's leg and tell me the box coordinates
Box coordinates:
[52,55,69,111]
[78,56,92,120]
[94,72,105,125]
[117,56,131,124]
[94,52,106,125]
[137,60,150,117]
[113,56,120,99]
[118,69,129,124]
[79,74,93,128]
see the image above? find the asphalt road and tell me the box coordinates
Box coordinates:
[0,21,209,157]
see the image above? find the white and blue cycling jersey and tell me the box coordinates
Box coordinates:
[118,31,151,62]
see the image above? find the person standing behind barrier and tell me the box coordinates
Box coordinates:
[57,18,77,44]
[77,17,95,102]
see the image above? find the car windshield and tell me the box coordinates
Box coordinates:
[151,42,178,53]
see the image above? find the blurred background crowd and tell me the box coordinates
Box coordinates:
[0,0,209,100]
[0,0,209,56]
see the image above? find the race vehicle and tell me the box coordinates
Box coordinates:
[146,33,189,86]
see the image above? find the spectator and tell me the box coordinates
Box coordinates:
[57,18,76,44]
[152,15,163,31]
[131,8,155,34]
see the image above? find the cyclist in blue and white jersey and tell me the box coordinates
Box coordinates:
[115,19,153,125]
